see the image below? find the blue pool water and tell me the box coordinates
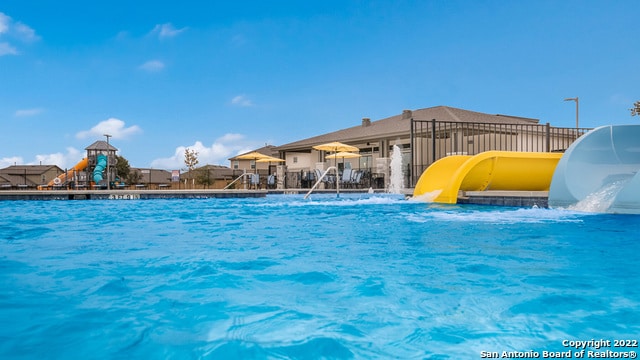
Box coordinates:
[1,194,638,359]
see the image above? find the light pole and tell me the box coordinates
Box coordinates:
[104,134,112,190]
[564,97,579,129]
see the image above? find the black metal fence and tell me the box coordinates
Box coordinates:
[410,119,591,187]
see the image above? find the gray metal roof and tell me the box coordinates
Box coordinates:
[275,106,539,151]
[0,164,62,175]
[85,140,118,151]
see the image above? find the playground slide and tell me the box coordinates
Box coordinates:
[548,125,640,214]
[93,154,108,183]
[39,157,89,189]
[413,151,563,204]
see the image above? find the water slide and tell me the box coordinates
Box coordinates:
[548,125,640,214]
[38,157,89,190]
[92,154,108,183]
[413,151,563,204]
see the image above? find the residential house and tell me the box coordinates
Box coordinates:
[0,165,64,189]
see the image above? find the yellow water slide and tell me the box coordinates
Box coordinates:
[413,151,563,204]
[38,158,89,190]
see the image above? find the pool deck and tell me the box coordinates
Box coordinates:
[0,188,549,207]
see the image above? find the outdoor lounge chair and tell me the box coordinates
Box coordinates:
[341,168,352,187]
[250,173,260,189]
[350,170,363,188]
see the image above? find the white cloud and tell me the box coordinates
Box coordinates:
[231,95,254,107]
[13,22,38,42]
[0,156,23,168]
[32,147,82,169]
[150,23,187,39]
[0,12,38,57]
[14,108,43,117]
[0,13,9,34]
[139,60,165,72]
[76,118,142,140]
[150,134,258,169]
[0,41,17,56]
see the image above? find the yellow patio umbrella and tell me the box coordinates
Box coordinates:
[255,156,286,163]
[313,142,359,169]
[256,156,286,175]
[326,151,362,168]
[235,151,271,173]
[312,141,359,153]
[235,151,271,160]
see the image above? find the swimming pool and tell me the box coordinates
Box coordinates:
[1,194,638,359]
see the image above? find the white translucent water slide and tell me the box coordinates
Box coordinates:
[548,125,640,214]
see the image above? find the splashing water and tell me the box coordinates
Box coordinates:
[388,144,404,194]
[568,178,630,213]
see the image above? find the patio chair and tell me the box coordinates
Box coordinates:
[250,173,260,189]
[267,174,276,189]
[350,170,363,188]
[341,168,352,188]
[302,170,315,188]
[314,168,335,189]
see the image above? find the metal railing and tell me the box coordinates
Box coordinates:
[410,119,591,187]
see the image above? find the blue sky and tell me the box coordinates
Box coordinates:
[1,1,638,170]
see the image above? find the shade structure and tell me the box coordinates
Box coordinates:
[325,151,362,160]
[235,151,271,160]
[327,152,362,182]
[256,156,286,176]
[255,156,286,163]
[313,142,360,170]
[235,151,271,173]
[312,142,359,153]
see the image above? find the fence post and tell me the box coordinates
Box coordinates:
[431,119,437,164]
[410,117,415,186]
[545,122,551,152]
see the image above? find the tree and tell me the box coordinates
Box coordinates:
[631,101,640,117]
[114,155,142,185]
[115,155,131,181]
[196,166,213,188]
[127,170,143,185]
[184,148,199,188]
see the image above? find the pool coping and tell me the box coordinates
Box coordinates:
[0,188,550,207]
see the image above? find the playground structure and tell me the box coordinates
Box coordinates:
[412,151,563,203]
[38,140,117,190]
[548,125,640,214]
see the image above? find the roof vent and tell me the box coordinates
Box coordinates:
[402,110,412,120]
[362,117,371,127]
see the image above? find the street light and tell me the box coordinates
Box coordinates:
[564,97,579,129]
[104,134,112,190]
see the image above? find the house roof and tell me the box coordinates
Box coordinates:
[0,164,62,176]
[228,145,279,161]
[85,140,118,151]
[275,106,539,151]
